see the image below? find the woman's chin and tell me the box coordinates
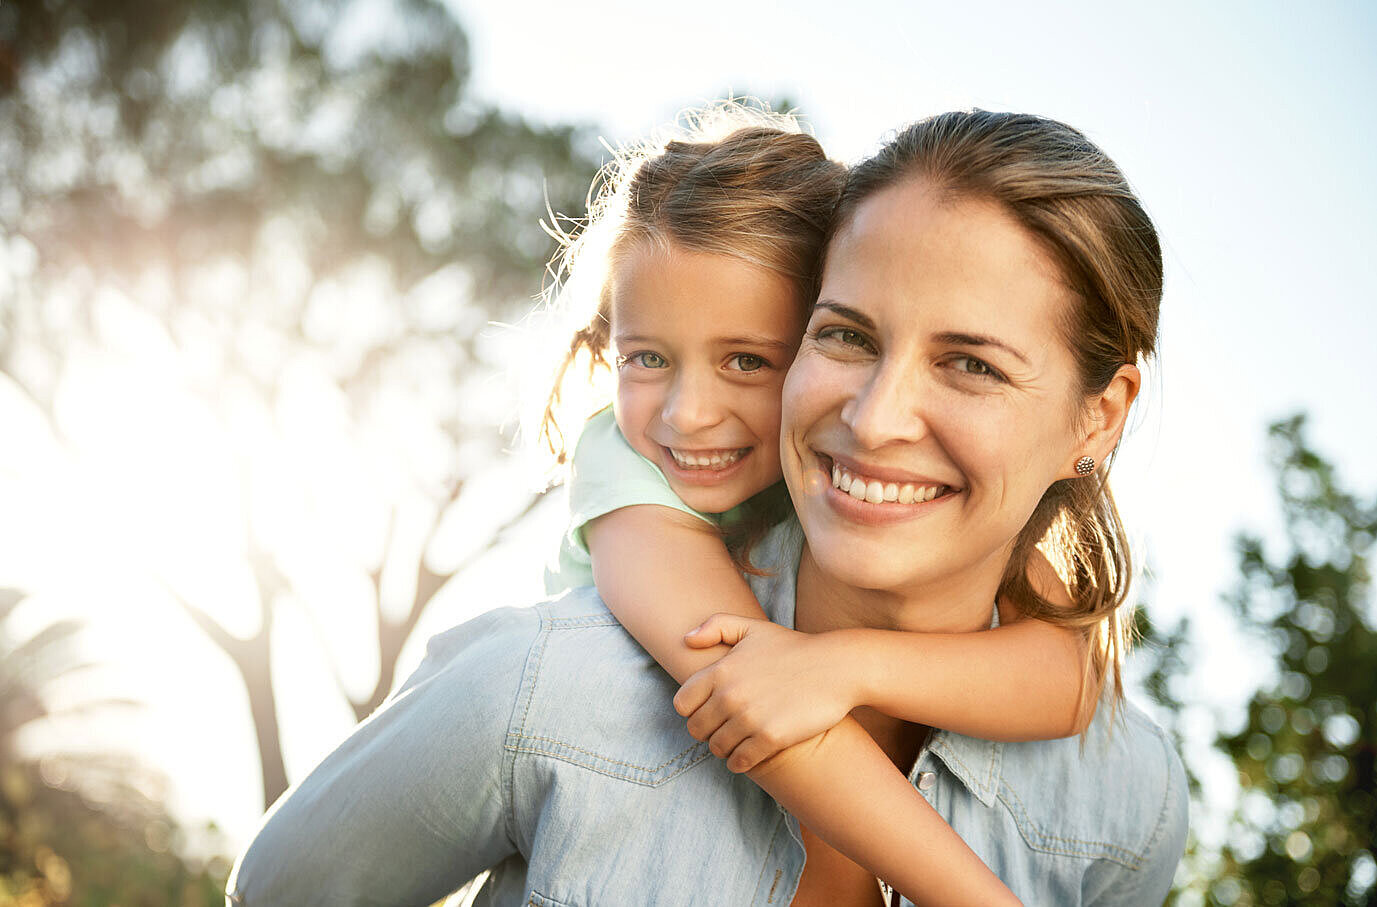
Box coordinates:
[799,518,930,593]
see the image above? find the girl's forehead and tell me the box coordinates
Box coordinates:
[609,244,807,339]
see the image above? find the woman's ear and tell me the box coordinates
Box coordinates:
[1066,363,1141,479]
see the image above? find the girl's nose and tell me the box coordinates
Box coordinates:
[661,370,724,435]
[840,362,931,450]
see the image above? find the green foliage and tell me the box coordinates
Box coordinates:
[0,760,228,907]
[1145,416,1377,905]
[0,591,227,904]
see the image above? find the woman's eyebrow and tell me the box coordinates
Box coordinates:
[813,300,876,330]
[933,331,1030,366]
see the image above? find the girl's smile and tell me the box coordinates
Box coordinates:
[609,242,807,514]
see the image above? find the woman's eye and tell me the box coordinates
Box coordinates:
[727,353,767,372]
[949,355,1004,381]
[815,326,875,352]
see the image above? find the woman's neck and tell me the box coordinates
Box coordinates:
[792,544,1009,637]
[792,543,1013,768]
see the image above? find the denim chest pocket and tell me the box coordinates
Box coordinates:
[526,890,576,907]
[505,612,712,786]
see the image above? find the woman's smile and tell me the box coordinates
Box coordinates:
[781,177,1085,600]
[804,450,962,526]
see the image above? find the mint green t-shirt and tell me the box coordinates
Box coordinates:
[544,407,717,594]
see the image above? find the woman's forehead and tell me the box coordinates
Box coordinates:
[820,180,1074,343]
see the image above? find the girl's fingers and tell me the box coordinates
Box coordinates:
[673,670,712,717]
[684,691,731,741]
[683,613,755,648]
[726,739,768,774]
[707,717,750,762]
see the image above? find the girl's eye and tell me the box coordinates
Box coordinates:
[727,353,767,373]
[620,351,667,369]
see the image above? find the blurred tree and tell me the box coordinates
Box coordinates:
[0,0,602,809]
[1142,416,1376,905]
[0,589,227,904]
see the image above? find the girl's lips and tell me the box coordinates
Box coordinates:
[660,445,754,486]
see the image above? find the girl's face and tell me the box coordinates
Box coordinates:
[610,243,806,514]
[781,179,1088,598]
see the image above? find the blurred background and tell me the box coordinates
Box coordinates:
[0,0,1373,904]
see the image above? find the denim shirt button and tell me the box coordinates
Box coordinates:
[917,771,936,791]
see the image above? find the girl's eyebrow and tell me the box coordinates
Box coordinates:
[614,332,794,350]
[718,334,795,351]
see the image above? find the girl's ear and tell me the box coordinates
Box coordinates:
[1065,363,1141,479]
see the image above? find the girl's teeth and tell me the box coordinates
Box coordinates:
[671,448,746,469]
[829,462,948,506]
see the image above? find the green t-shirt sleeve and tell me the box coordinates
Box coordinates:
[545,407,715,594]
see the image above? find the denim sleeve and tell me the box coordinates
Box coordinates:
[227,606,537,907]
[1091,733,1191,906]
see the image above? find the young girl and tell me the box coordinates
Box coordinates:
[540,105,1092,906]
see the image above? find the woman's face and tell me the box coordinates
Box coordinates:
[781,178,1089,597]
[611,243,806,514]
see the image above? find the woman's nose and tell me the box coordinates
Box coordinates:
[840,363,930,449]
[661,370,724,435]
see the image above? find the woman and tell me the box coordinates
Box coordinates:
[229,111,1187,906]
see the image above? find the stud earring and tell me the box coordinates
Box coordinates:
[1074,456,1096,476]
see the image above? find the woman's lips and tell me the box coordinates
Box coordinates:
[813,452,960,523]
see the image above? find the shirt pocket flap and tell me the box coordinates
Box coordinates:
[506,613,712,787]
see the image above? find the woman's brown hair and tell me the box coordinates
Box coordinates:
[829,110,1161,711]
[538,103,846,569]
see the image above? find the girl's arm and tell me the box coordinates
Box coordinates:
[586,505,1026,907]
[680,592,1091,751]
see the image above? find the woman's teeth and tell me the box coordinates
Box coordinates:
[670,447,747,469]
[831,463,948,505]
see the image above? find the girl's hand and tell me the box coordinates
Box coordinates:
[672,614,858,773]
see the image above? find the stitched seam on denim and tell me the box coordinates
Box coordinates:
[505,611,554,844]
[929,739,996,804]
[544,615,620,628]
[511,733,703,772]
[527,890,576,907]
[997,781,1146,866]
[1135,723,1179,870]
[508,741,709,787]
[753,814,788,905]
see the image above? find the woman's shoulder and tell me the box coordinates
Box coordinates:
[994,698,1188,884]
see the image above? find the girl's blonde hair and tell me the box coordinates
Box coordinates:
[538,103,846,569]
[828,110,1161,714]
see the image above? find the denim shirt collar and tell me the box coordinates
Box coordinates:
[751,520,1006,810]
[924,732,1003,808]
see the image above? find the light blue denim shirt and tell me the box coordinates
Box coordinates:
[229,520,1188,906]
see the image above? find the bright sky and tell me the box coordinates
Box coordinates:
[4,0,1374,869]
